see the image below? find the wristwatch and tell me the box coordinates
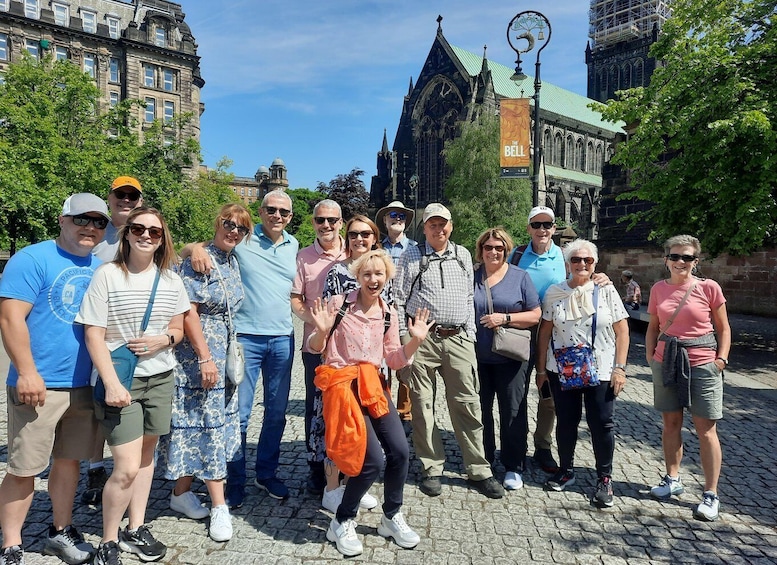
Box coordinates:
[167,333,175,346]
[614,363,627,371]
[504,314,512,326]
[716,357,729,367]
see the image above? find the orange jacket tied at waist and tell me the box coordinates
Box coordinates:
[313,363,389,476]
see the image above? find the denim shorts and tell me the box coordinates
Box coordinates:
[651,360,723,420]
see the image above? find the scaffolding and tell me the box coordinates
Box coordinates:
[589,0,671,49]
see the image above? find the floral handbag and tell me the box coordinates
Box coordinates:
[553,285,600,391]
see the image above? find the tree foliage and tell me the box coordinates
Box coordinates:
[594,0,777,257]
[316,168,370,221]
[0,55,236,252]
[443,112,533,252]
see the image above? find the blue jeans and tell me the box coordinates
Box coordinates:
[227,333,294,489]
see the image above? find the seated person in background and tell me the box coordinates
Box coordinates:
[621,270,641,310]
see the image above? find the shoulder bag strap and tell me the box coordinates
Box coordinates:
[658,281,697,339]
[327,296,351,342]
[591,284,599,350]
[210,252,236,339]
[140,270,161,334]
[482,268,495,315]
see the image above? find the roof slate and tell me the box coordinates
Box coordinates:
[449,44,623,134]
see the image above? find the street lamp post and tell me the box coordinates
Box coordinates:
[507,10,551,208]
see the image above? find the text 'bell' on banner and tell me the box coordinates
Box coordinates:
[500,98,531,179]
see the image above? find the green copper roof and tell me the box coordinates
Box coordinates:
[450,44,623,134]
[545,165,603,187]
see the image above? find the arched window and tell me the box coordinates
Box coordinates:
[543,129,552,165]
[575,138,584,170]
[610,66,619,98]
[622,63,632,89]
[634,59,644,87]
[596,144,604,173]
[554,133,563,166]
[565,136,574,168]
[586,141,594,173]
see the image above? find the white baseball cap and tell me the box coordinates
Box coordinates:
[528,206,555,223]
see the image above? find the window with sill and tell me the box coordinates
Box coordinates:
[107,17,120,40]
[25,39,39,60]
[143,64,155,88]
[53,3,68,26]
[83,54,95,78]
[109,91,119,107]
[55,46,68,61]
[145,97,155,122]
[25,0,38,19]
[163,100,174,124]
[154,26,166,48]
[81,11,96,34]
[0,33,7,61]
[163,68,175,91]
[109,58,120,83]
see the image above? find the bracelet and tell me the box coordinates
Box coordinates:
[197,357,213,364]
[536,371,547,376]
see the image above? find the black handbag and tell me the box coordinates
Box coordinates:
[94,271,160,403]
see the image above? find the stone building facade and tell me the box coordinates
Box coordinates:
[370,19,622,240]
[228,158,289,206]
[0,0,204,142]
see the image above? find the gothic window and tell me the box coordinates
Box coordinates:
[586,141,594,173]
[634,59,645,87]
[610,66,620,98]
[565,136,574,168]
[596,144,604,174]
[553,133,563,166]
[575,138,584,171]
[622,63,632,90]
[543,129,552,166]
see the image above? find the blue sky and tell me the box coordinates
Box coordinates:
[182,1,592,190]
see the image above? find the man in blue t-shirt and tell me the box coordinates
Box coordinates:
[0,193,108,565]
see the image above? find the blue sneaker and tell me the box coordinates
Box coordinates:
[255,477,289,500]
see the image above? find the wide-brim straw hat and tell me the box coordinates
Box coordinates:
[375,201,414,229]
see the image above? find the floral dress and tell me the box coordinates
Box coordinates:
[158,244,244,480]
[309,260,393,464]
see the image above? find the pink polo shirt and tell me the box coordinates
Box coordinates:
[307,291,412,369]
[292,237,346,353]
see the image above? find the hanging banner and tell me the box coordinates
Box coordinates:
[500,98,531,178]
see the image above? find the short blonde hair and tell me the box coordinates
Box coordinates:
[474,227,515,263]
[349,249,396,280]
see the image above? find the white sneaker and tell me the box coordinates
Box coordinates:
[326,518,363,556]
[694,491,720,522]
[322,485,345,513]
[503,471,524,490]
[170,489,209,520]
[209,504,233,542]
[650,475,684,500]
[377,512,420,549]
[322,485,378,513]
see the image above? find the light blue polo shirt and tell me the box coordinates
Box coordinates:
[233,225,298,336]
[517,241,566,301]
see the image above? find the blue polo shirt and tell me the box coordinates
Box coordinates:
[233,225,298,336]
[516,241,566,301]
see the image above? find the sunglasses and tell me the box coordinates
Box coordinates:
[314,217,340,225]
[666,253,697,262]
[529,221,554,230]
[129,223,164,241]
[263,206,291,218]
[483,244,505,253]
[388,211,406,221]
[570,256,595,265]
[71,214,109,230]
[222,219,250,236]
[112,190,141,202]
[348,230,374,240]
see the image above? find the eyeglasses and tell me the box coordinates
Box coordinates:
[570,256,595,265]
[529,221,554,230]
[112,190,141,202]
[314,217,340,225]
[348,230,374,240]
[388,211,406,221]
[263,206,291,218]
[483,244,505,253]
[128,223,164,241]
[222,219,250,236]
[666,253,697,262]
[71,214,109,230]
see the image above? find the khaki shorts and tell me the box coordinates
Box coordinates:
[95,370,174,446]
[6,386,97,476]
[651,360,724,420]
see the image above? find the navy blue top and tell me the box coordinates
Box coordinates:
[474,264,540,364]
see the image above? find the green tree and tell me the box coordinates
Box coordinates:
[443,112,532,252]
[283,188,326,247]
[317,168,370,221]
[594,0,777,257]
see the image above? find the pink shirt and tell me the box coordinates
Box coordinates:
[648,278,726,366]
[292,237,346,353]
[307,291,412,370]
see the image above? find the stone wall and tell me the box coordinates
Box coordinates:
[597,246,777,317]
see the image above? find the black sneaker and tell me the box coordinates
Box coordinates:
[0,545,24,565]
[467,476,505,499]
[118,525,166,562]
[418,476,442,497]
[43,524,94,564]
[81,467,109,506]
[592,476,614,508]
[545,469,576,492]
[533,449,560,474]
[93,541,122,565]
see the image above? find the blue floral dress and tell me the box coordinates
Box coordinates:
[158,244,244,480]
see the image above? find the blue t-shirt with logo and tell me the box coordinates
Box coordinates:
[0,240,101,388]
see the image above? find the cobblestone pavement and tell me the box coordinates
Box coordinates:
[1,317,776,564]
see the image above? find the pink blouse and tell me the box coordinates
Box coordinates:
[308,290,412,370]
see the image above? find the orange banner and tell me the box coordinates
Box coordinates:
[500,98,530,178]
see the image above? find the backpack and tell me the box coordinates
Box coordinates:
[509,244,529,266]
[408,241,468,299]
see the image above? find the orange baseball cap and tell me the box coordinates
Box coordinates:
[110,176,142,193]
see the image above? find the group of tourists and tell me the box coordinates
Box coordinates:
[0,179,731,563]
